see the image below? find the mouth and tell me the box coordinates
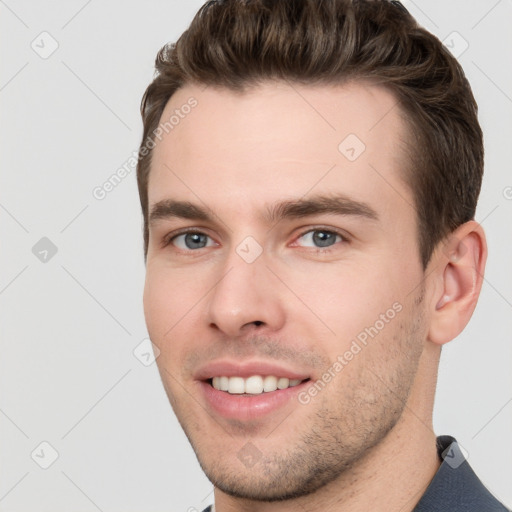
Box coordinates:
[198,375,312,421]
[195,360,313,420]
[208,375,311,395]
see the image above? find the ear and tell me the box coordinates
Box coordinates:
[428,221,487,345]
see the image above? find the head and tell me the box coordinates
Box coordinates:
[138,0,486,503]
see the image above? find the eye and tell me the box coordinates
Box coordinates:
[295,229,345,249]
[169,231,216,250]
[163,228,347,252]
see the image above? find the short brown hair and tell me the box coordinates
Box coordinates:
[137,0,483,268]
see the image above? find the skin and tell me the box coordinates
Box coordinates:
[143,81,487,511]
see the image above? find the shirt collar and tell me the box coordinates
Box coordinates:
[413,435,508,511]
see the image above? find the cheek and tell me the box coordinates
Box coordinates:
[143,266,201,347]
[143,270,197,388]
[282,260,406,344]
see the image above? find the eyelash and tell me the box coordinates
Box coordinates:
[161,227,350,252]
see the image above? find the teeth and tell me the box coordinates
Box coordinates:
[229,376,245,394]
[277,377,289,389]
[219,376,229,391]
[263,375,277,392]
[211,375,304,394]
[245,375,263,394]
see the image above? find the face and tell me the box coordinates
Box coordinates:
[143,81,429,500]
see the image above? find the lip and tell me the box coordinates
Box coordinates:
[194,359,310,381]
[199,379,311,421]
[195,359,312,421]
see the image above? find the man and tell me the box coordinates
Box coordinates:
[136,0,509,510]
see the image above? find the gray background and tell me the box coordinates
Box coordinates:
[1,0,511,510]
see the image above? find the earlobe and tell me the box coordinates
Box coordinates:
[428,221,487,345]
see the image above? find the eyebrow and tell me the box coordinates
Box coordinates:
[148,194,379,228]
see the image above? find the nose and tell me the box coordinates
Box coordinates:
[205,247,286,338]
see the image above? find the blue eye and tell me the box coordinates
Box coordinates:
[171,232,215,250]
[296,229,344,248]
[164,228,347,252]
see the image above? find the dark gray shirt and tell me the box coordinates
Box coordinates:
[202,435,509,511]
[413,435,509,511]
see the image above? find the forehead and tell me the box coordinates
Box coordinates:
[148,80,413,222]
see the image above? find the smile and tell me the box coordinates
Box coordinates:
[210,375,307,395]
